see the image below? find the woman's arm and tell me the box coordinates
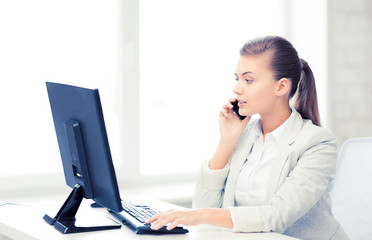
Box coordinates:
[210,99,251,170]
[208,138,238,170]
[193,100,252,209]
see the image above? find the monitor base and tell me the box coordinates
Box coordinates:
[43,184,121,234]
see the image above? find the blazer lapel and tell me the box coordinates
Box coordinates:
[266,142,291,198]
[266,109,304,198]
[222,122,256,207]
[222,110,304,206]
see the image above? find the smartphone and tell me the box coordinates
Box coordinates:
[231,100,246,120]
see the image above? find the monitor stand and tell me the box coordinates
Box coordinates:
[43,184,121,234]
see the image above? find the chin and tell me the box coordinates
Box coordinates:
[239,108,249,115]
[240,109,255,117]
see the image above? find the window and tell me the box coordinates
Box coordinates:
[0,0,327,194]
[0,1,120,179]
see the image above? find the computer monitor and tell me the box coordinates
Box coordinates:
[43,82,122,233]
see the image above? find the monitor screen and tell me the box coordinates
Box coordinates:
[46,82,122,213]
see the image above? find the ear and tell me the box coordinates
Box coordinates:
[275,78,290,96]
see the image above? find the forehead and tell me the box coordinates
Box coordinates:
[235,52,273,76]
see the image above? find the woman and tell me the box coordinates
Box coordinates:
[147,36,349,240]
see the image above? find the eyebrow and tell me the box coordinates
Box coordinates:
[234,71,255,76]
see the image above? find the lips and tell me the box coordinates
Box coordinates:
[237,99,247,107]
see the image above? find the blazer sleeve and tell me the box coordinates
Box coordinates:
[229,127,338,233]
[192,160,230,208]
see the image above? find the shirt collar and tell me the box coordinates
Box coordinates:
[271,109,295,142]
[249,109,295,143]
[249,118,262,141]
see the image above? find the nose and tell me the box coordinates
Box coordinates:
[233,79,243,95]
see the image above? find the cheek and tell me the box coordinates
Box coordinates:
[244,83,276,112]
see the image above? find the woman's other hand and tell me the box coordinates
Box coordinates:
[146,209,201,231]
[219,98,251,142]
[145,208,233,231]
[208,98,251,170]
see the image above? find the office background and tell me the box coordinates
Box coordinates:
[0,0,371,208]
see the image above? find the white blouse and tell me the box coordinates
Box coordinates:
[234,111,294,206]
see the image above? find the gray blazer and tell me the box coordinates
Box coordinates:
[193,109,349,240]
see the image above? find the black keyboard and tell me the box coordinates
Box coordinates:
[108,201,189,234]
[122,201,158,224]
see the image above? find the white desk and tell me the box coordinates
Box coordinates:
[0,200,299,240]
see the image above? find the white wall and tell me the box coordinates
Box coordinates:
[328,0,372,146]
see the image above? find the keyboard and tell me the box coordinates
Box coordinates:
[108,201,189,234]
[122,201,158,224]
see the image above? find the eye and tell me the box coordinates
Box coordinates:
[245,79,253,83]
[234,74,239,81]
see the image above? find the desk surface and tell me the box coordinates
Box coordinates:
[0,200,299,240]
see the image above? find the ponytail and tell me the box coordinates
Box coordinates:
[240,36,321,127]
[294,59,321,126]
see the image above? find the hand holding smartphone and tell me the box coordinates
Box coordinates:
[231,100,246,120]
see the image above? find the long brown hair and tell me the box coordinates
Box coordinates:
[240,36,321,126]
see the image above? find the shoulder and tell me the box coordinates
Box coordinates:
[281,109,338,165]
[289,119,338,174]
[296,119,337,149]
[284,109,337,150]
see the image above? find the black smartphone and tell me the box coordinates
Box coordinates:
[231,100,246,120]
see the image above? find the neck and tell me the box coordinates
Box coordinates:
[260,105,291,138]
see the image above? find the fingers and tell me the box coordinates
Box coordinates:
[220,98,235,118]
[145,212,160,224]
[219,109,229,118]
[148,211,175,230]
[146,209,190,231]
[166,219,181,230]
[228,97,237,104]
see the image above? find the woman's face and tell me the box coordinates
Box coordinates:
[233,53,279,117]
